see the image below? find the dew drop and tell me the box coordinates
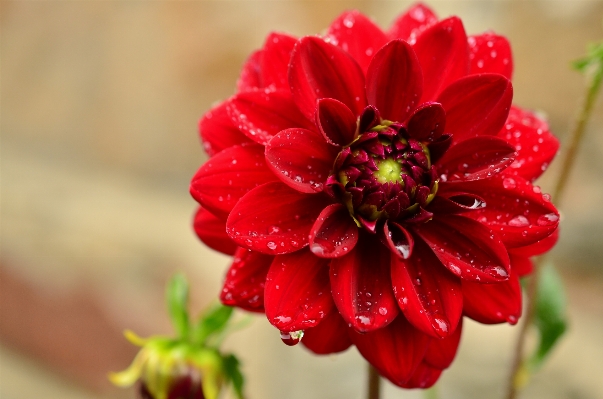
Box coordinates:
[267,241,277,250]
[502,177,516,189]
[280,330,304,346]
[378,307,387,315]
[537,213,559,226]
[508,215,529,227]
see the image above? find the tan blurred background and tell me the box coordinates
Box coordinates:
[1,1,603,398]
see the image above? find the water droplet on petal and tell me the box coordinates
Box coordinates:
[280,330,304,346]
[503,177,516,189]
[508,215,529,227]
[267,241,277,250]
[537,213,559,226]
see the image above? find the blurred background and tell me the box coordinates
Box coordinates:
[1,1,603,398]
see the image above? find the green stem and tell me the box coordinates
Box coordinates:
[505,51,603,399]
[367,364,381,399]
[424,384,440,399]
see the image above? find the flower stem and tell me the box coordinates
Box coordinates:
[505,48,603,399]
[367,364,381,399]
[424,385,440,399]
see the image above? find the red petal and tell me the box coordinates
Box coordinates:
[264,249,333,331]
[468,33,513,79]
[510,254,533,277]
[509,229,559,258]
[316,98,357,146]
[237,50,263,92]
[265,128,338,193]
[289,36,366,120]
[388,3,438,43]
[259,33,298,90]
[462,269,522,324]
[391,241,463,338]
[227,89,312,145]
[413,17,470,102]
[226,182,331,254]
[302,307,353,355]
[193,207,237,255]
[436,136,516,182]
[413,215,511,282]
[325,10,388,73]
[424,319,463,369]
[407,102,446,142]
[437,74,513,143]
[427,193,487,214]
[309,204,358,258]
[446,176,559,247]
[400,362,442,389]
[384,221,414,260]
[366,40,423,122]
[220,248,272,313]
[498,106,560,182]
[330,237,398,332]
[199,101,252,156]
[190,144,277,218]
[350,316,430,386]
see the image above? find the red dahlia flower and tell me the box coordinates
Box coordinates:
[190,3,560,388]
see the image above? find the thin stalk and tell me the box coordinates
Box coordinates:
[424,385,440,399]
[505,54,603,399]
[367,364,381,399]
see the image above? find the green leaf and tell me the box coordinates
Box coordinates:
[195,304,234,346]
[223,354,245,399]
[166,273,191,340]
[528,263,568,371]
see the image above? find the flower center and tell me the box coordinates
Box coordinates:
[327,119,439,230]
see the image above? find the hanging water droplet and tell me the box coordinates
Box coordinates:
[280,330,304,346]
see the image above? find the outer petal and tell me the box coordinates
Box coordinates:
[400,362,442,389]
[264,249,333,331]
[227,90,313,145]
[446,176,559,247]
[259,32,298,90]
[510,253,533,277]
[366,40,423,123]
[193,207,237,256]
[413,17,470,102]
[462,269,522,324]
[309,204,358,258]
[289,36,366,120]
[190,144,277,218]
[325,10,388,73]
[351,316,431,387]
[199,101,252,156]
[437,73,513,143]
[436,136,516,182]
[413,214,511,282]
[509,229,559,258]
[265,128,338,193]
[391,241,463,338]
[469,33,513,79]
[316,98,357,146]
[499,106,560,182]
[226,182,331,254]
[330,236,398,332]
[302,307,353,355]
[424,318,463,369]
[388,3,438,44]
[237,50,262,92]
[220,248,272,313]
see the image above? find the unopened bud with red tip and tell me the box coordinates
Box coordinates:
[110,274,246,399]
